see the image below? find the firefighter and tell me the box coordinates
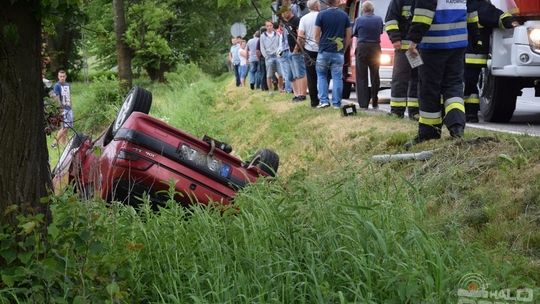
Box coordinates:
[464,0,518,123]
[385,0,420,120]
[405,0,479,147]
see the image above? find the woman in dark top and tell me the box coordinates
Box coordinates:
[353,1,383,109]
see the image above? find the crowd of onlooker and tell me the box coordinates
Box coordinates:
[230,0,353,108]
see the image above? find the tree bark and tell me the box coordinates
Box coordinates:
[113,0,133,91]
[45,22,76,76]
[0,1,52,224]
[145,62,170,83]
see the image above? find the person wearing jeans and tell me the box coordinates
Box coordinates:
[313,0,351,108]
[315,52,344,107]
[246,31,261,90]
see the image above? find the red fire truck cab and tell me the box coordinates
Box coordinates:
[341,0,394,99]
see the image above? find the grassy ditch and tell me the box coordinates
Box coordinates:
[19,67,540,303]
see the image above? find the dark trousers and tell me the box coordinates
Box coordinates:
[355,42,381,108]
[234,64,241,87]
[259,59,268,91]
[464,65,482,115]
[418,48,466,139]
[304,50,319,107]
[390,50,419,116]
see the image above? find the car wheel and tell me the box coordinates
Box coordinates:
[52,133,88,178]
[247,149,279,177]
[479,68,519,123]
[342,82,352,99]
[112,86,152,136]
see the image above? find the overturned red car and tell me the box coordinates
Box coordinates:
[52,87,279,206]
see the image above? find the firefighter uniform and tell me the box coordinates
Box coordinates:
[406,0,479,143]
[385,0,419,119]
[464,0,516,122]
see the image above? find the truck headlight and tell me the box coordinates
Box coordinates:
[528,28,540,52]
[380,54,392,65]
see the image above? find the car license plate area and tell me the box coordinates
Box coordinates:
[179,144,231,178]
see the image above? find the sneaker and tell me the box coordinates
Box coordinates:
[292,96,300,102]
[466,113,479,123]
[316,103,330,109]
[448,125,464,138]
[298,95,307,101]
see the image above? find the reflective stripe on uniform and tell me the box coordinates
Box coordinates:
[499,12,512,28]
[391,97,407,107]
[419,110,442,125]
[412,15,433,25]
[412,8,435,25]
[465,53,488,65]
[422,34,468,44]
[445,97,465,113]
[407,98,419,108]
[429,21,467,31]
[385,20,399,32]
[464,94,480,104]
[402,5,411,17]
[467,11,479,23]
[401,40,411,50]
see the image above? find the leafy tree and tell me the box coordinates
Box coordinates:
[43,4,86,79]
[84,0,264,80]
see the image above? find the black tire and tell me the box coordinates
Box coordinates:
[479,69,519,123]
[342,82,352,99]
[52,133,88,178]
[247,149,279,177]
[112,86,152,136]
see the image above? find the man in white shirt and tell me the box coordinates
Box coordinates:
[298,0,321,107]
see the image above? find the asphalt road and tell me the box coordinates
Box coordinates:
[344,88,540,137]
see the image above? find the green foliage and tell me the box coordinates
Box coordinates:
[83,0,262,78]
[36,72,539,302]
[71,77,122,135]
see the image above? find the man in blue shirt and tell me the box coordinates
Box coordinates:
[353,1,383,109]
[53,69,73,147]
[313,0,351,109]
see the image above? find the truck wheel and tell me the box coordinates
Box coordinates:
[342,82,352,99]
[479,69,519,123]
[247,149,279,177]
[112,86,152,136]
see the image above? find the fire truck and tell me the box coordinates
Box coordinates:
[341,0,394,99]
[480,0,540,122]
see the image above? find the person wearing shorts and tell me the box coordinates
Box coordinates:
[282,8,308,101]
[53,69,73,147]
[260,21,283,92]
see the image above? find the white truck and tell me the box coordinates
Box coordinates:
[479,0,540,122]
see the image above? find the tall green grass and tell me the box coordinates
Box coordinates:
[22,66,540,302]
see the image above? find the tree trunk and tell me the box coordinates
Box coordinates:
[113,0,133,91]
[146,62,170,83]
[0,1,52,224]
[45,22,76,76]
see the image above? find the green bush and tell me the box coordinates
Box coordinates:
[72,77,122,135]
